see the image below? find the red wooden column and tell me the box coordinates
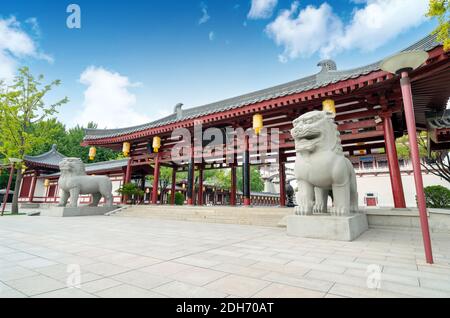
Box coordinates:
[230,164,237,206]
[187,149,195,206]
[152,154,161,204]
[198,166,204,206]
[124,158,132,184]
[279,160,286,207]
[29,172,38,203]
[122,158,132,204]
[243,134,251,206]
[170,167,176,205]
[400,71,433,264]
[1,164,14,216]
[382,113,406,208]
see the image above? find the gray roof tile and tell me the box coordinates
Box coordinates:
[427,110,450,129]
[84,34,441,141]
[24,145,67,168]
[25,145,129,173]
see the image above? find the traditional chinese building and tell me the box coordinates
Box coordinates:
[19,145,130,205]
[19,145,280,206]
[80,34,450,211]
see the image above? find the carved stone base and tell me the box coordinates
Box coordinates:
[40,206,119,217]
[287,213,368,241]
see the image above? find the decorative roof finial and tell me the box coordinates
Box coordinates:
[317,60,337,73]
[174,103,184,120]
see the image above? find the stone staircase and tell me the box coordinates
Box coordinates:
[113,205,292,228]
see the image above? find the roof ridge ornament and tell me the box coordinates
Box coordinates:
[174,103,184,120]
[317,59,337,73]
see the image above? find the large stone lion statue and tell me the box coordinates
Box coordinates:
[58,158,113,208]
[290,110,358,216]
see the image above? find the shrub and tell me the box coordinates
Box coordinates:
[116,183,144,204]
[424,185,450,208]
[172,192,185,206]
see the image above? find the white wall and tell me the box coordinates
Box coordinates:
[34,179,45,199]
[357,172,450,208]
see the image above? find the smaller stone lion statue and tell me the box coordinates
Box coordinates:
[58,158,113,208]
[290,110,358,216]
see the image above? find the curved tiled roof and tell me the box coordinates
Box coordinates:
[427,110,450,129]
[44,158,130,177]
[24,145,67,168]
[84,34,441,141]
[25,145,130,172]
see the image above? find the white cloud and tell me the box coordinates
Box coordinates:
[209,31,216,41]
[266,2,342,62]
[199,3,210,25]
[75,66,150,129]
[266,0,428,62]
[25,17,40,36]
[0,16,52,81]
[248,0,278,19]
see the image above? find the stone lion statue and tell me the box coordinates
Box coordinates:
[58,158,113,208]
[290,110,358,216]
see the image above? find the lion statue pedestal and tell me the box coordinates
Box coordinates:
[286,110,368,241]
[40,158,118,217]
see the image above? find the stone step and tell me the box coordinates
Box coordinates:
[115,205,292,227]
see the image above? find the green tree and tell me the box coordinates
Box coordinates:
[0,67,68,214]
[28,118,67,156]
[0,166,15,190]
[396,133,428,159]
[58,123,118,163]
[396,132,450,184]
[171,192,185,205]
[148,167,186,197]
[427,0,450,51]
[203,169,231,190]
[424,185,450,208]
[116,183,144,205]
[237,166,264,193]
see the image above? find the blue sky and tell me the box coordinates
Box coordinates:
[0,0,436,128]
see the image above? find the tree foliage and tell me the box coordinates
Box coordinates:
[396,133,428,159]
[172,192,185,205]
[57,123,118,163]
[0,67,68,214]
[396,132,450,184]
[0,67,68,160]
[424,185,450,208]
[427,0,450,51]
[237,166,264,193]
[116,183,144,205]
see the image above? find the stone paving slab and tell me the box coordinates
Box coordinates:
[0,215,449,298]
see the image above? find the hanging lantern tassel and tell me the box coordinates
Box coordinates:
[44,179,50,188]
[253,114,263,135]
[153,136,161,153]
[89,147,97,161]
[322,99,336,116]
[122,142,131,157]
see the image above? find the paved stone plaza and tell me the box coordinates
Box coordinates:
[0,215,450,298]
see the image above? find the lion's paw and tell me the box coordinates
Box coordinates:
[330,206,350,217]
[313,202,327,214]
[295,204,313,216]
[351,205,359,213]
